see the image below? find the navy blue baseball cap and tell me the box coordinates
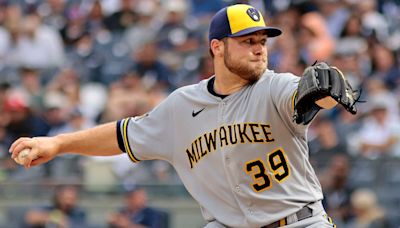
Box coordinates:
[208,4,282,42]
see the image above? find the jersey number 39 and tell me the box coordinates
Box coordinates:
[244,148,290,192]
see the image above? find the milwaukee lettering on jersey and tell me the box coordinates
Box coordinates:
[186,123,275,169]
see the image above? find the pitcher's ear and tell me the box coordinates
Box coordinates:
[210,39,224,57]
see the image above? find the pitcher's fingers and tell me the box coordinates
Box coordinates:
[24,162,31,169]
[25,146,41,168]
[11,138,36,159]
[30,157,48,167]
[9,137,30,154]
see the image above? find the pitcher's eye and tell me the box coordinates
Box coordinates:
[243,39,252,45]
[260,39,267,46]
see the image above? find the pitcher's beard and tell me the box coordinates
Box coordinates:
[224,52,267,85]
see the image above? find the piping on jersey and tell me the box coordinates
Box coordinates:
[122,118,140,163]
[291,90,297,112]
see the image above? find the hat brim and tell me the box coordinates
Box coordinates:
[229,26,282,38]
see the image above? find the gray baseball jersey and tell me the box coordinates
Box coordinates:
[117,70,323,227]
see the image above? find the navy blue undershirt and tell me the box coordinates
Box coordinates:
[208,77,228,99]
[116,120,125,152]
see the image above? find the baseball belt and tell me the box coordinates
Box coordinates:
[261,205,313,228]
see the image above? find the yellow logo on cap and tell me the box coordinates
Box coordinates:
[227,4,266,34]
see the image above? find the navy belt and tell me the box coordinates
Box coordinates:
[261,206,313,228]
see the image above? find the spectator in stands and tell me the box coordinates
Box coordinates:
[123,0,160,53]
[298,11,335,64]
[48,107,94,136]
[321,154,354,227]
[0,120,16,179]
[100,71,153,122]
[0,3,23,81]
[85,0,106,35]
[354,96,400,159]
[354,0,389,43]
[315,0,350,38]
[35,91,69,137]
[364,77,399,120]
[0,82,10,120]
[3,90,40,139]
[369,44,400,91]
[333,12,369,91]
[334,106,363,155]
[66,30,110,83]
[0,22,11,68]
[60,5,88,47]
[46,67,81,111]
[330,42,367,91]
[309,116,348,171]
[40,0,69,32]
[24,185,88,228]
[346,188,389,228]
[9,10,65,70]
[268,7,305,74]
[156,0,194,51]
[2,3,22,44]
[156,0,201,68]
[131,41,175,91]
[108,186,169,228]
[339,13,364,39]
[13,67,45,113]
[104,0,138,33]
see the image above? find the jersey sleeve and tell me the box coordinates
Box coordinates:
[116,93,176,163]
[269,72,309,134]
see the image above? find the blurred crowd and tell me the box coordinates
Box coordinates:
[0,0,400,227]
[8,184,169,228]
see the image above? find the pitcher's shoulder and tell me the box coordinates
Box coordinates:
[259,70,300,85]
[172,78,211,100]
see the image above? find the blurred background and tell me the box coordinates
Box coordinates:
[0,0,400,227]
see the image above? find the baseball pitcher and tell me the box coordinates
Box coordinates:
[10,4,359,228]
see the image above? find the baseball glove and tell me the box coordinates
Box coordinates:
[293,62,360,125]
